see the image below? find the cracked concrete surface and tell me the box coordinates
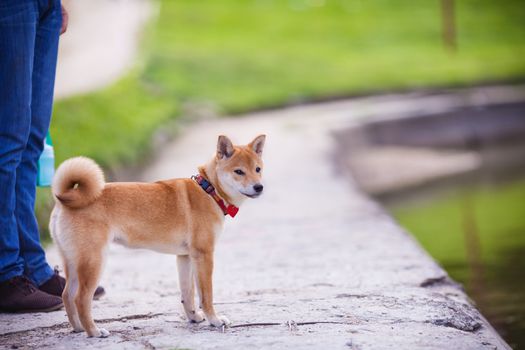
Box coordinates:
[1,87,521,349]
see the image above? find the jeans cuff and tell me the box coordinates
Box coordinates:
[30,264,54,286]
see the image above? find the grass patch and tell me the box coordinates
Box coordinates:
[38,0,525,239]
[149,0,525,113]
[51,74,175,169]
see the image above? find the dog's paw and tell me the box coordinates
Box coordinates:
[208,315,231,327]
[189,310,206,323]
[88,327,110,338]
[219,315,231,326]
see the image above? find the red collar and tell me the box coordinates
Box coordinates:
[192,175,239,218]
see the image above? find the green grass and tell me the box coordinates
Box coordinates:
[148,0,525,113]
[38,0,525,237]
[51,74,175,169]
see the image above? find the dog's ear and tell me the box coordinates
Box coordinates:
[217,135,234,159]
[249,134,266,156]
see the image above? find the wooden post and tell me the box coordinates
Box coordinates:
[441,0,457,52]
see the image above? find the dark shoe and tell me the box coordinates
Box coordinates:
[0,275,63,313]
[39,268,106,300]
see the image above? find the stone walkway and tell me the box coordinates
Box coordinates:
[1,86,520,349]
[54,0,152,99]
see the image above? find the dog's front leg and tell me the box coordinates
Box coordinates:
[192,252,230,327]
[177,255,205,323]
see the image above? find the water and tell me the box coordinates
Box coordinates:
[388,179,525,348]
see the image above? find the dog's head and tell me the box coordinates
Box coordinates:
[214,134,265,201]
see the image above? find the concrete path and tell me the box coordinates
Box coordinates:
[2,87,521,349]
[54,0,152,99]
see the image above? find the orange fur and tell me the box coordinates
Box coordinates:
[49,135,266,337]
[53,156,105,209]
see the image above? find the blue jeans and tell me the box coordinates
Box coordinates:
[0,0,61,285]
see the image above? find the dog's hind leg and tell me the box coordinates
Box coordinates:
[62,264,83,332]
[177,255,205,323]
[51,217,84,333]
[75,249,109,338]
[192,252,230,327]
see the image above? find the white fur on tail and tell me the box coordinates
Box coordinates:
[52,157,105,209]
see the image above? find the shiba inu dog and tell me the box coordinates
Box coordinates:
[49,135,266,337]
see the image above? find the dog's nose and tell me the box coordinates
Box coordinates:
[253,184,264,193]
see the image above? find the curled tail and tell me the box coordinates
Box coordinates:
[52,156,105,209]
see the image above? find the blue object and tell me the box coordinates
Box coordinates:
[37,134,55,187]
[0,0,61,285]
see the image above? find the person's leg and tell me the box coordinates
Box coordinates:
[0,0,63,313]
[0,0,38,284]
[17,0,62,286]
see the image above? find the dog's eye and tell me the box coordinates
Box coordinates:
[234,169,245,175]
[255,167,261,173]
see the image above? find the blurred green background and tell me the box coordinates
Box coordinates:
[49,0,525,169]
